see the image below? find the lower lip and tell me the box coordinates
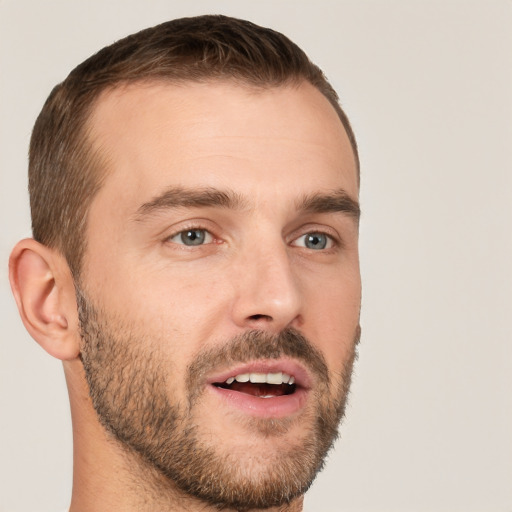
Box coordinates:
[208,385,308,418]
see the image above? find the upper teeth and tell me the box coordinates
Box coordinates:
[225,372,295,385]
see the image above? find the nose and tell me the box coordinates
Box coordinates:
[230,237,303,332]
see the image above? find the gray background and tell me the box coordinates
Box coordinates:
[1,1,511,511]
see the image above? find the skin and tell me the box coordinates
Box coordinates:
[9,80,361,511]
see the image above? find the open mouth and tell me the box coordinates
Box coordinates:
[213,372,296,398]
[207,361,309,418]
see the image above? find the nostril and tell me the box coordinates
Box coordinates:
[248,314,272,322]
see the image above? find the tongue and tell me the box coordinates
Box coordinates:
[229,382,289,397]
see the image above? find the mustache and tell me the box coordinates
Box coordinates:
[186,328,330,396]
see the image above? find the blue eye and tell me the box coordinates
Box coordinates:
[169,229,212,246]
[294,232,332,250]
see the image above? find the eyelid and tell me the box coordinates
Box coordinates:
[290,232,336,250]
[168,228,214,245]
[288,224,341,246]
[163,220,220,246]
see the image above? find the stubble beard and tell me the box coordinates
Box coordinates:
[77,288,359,510]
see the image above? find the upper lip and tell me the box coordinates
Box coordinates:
[207,358,312,389]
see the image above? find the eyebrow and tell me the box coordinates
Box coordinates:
[134,186,248,219]
[296,189,360,220]
[134,185,360,221]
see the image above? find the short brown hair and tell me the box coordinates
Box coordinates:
[29,14,359,278]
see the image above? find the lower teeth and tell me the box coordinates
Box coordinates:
[214,382,296,398]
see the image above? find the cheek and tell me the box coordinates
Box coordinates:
[102,263,235,354]
[303,267,361,362]
[86,240,228,311]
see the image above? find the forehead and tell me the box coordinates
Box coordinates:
[87,80,358,212]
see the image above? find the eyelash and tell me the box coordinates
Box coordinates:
[165,224,218,247]
[164,225,340,251]
[291,232,336,250]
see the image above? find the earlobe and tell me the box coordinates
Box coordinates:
[9,239,80,360]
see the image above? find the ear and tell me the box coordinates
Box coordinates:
[9,238,80,360]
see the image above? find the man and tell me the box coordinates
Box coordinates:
[9,14,361,512]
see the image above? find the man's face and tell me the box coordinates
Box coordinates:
[78,80,361,508]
